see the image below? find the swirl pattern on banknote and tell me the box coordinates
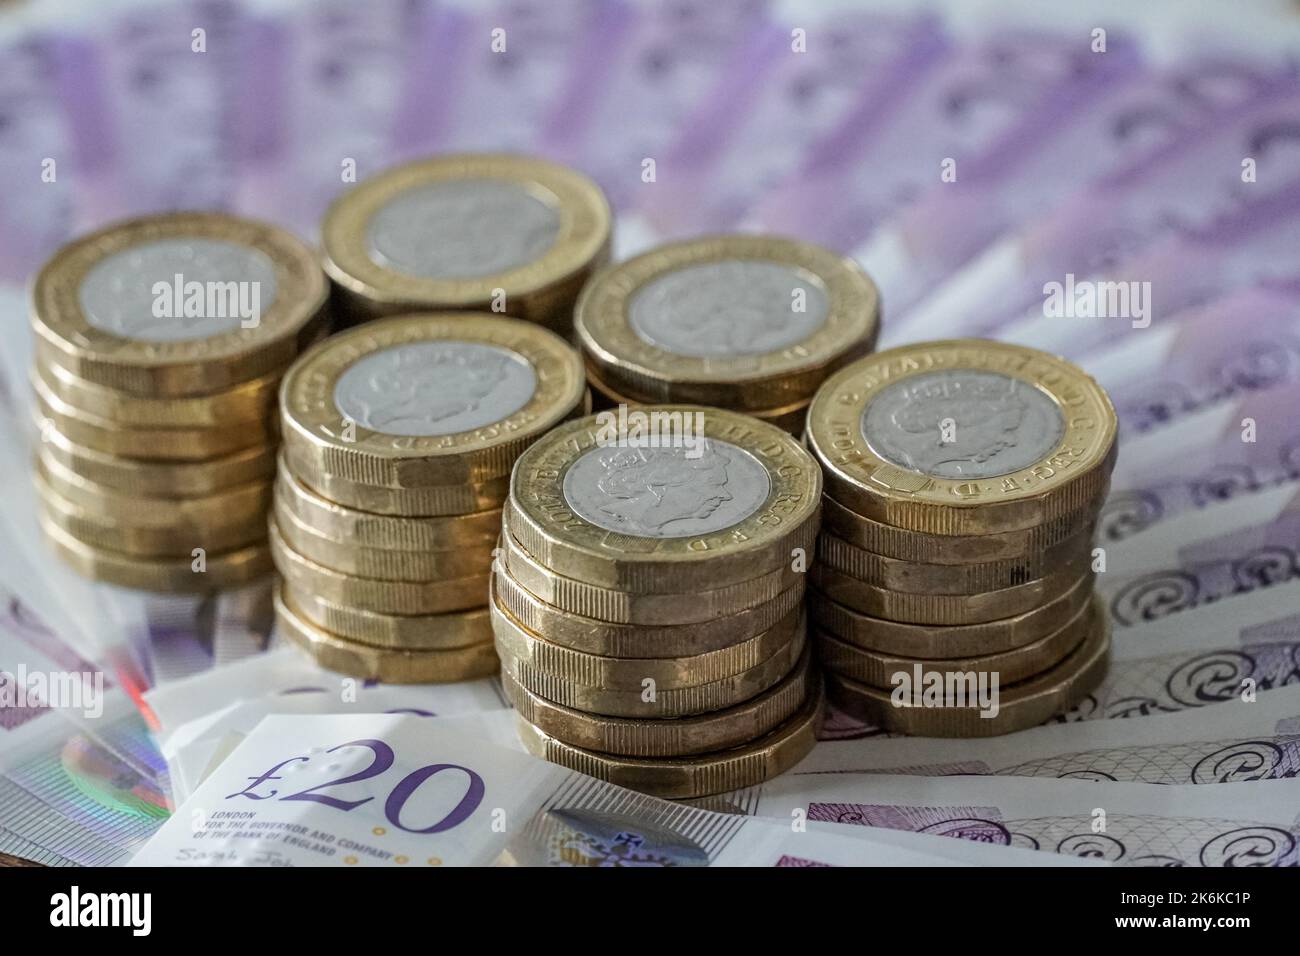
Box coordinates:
[810,805,1300,866]
[1108,571,1200,626]
[1121,382,1196,433]
[1232,546,1300,591]
[1214,340,1300,398]
[1098,490,1164,542]
[1189,464,1263,508]
[1054,643,1300,721]
[993,738,1300,784]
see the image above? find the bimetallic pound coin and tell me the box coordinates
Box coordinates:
[34,373,274,460]
[321,154,610,325]
[35,468,268,558]
[38,512,271,592]
[272,495,495,582]
[820,493,1105,565]
[491,569,804,658]
[35,355,282,428]
[814,592,1097,689]
[281,581,493,651]
[583,361,811,435]
[37,450,270,526]
[513,678,823,799]
[810,553,1093,625]
[809,571,1094,658]
[807,340,1118,535]
[269,519,486,615]
[824,606,1110,737]
[498,530,804,625]
[274,464,502,551]
[31,212,328,396]
[816,524,1095,595]
[575,235,879,410]
[505,405,821,592]
[501,617,807,719]
[280,313,586,488]
[274,585,498,683]
[36,416,277,497]
[489,595,802,689]
[500,649,815,758]
[289,468,510,518]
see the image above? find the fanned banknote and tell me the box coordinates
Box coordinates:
[129,713,1099,866]
[737,773,1300,866]
[795,683,1300,782]
[899,77,1300,345]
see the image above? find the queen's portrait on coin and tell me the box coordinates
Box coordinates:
[864,371,1065,480]
[336,343,518,436]
[591,443,735,534]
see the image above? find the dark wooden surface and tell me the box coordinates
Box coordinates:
[0,851,41,867]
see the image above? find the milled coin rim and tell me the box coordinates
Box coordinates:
[574,234,879,408]
[506,405,822,591]
[36,471,268,558]
[39,510,271,592]
[512,677,823,799]
[807,339,1118,534]
[34,372,275,460]
[809,570,1095,658]
[815,592,1097,689]
[31,212,328,394]
[816,523,1095,594]
[37,449,271,523]
[285,457,511,517]
[500,648,815,758]
[499,529,804,623]
[281,579,494,651]
[36,350,282,428]
[272,494,495,581]
[500,617,808,719]
[820,491,1105,564]
[268,518,488,614]
[321,153,611,308]
[825,606,1111,737]
[274,464,502,551]
[810,553,1093,626]
[280,313,586,487]
[273,584,499,683]
[489,590,803,689]
[491,566,804,657]
[36,417,277,496]
[583,360,812,434]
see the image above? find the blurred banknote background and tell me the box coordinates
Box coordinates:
[3,0,1300,868]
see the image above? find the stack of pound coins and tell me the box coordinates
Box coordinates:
[493,404,824,798]
[271,313,589,683]
[30,212,328,592]
[574,235,880,433]
[321,154,611,334]
[805,340,1119,737]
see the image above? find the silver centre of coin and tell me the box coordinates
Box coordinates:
[861,370,1066,480]
[333,341,537,437]
[366,179,562,279]
[627,259,830,358]
[562,437,771,538]
[79,238,279,342]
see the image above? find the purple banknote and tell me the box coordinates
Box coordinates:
[749,28,1144,260]
[541,0,776,215]
[870,55,1282,325]
[899,75,1300,344]
[639,10,946,241]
